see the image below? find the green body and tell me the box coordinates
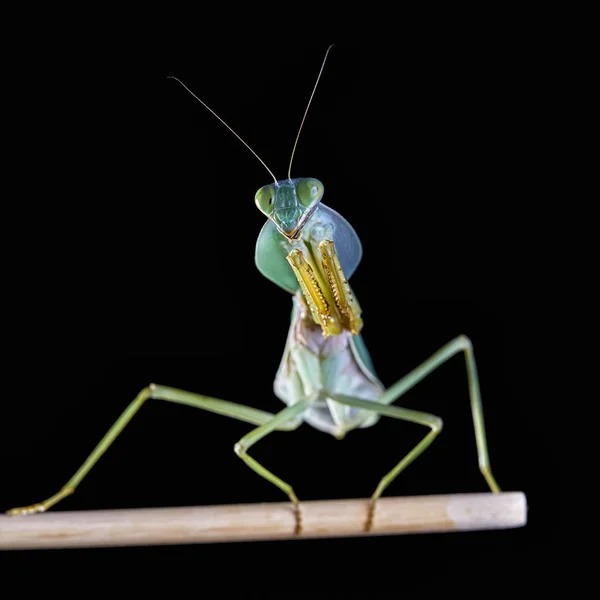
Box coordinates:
[274,294,382,438]
[254,178,384,436]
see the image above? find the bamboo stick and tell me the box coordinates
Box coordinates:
[0,492,526,550]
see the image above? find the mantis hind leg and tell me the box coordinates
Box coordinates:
[333,335,501,531]
[6,384,303,516]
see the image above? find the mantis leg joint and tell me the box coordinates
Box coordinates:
[456,334,473,350]
[233,442,245,456]
[429,416,444,434]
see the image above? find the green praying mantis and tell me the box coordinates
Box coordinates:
[6,46,501,534]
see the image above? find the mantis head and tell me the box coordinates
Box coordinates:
[255,178,324,240]
[169,46,333,243]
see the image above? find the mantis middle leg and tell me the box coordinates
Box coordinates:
[234,393,316,534]
[334,335,501,530]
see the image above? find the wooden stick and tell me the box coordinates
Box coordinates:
[0,492,526,550]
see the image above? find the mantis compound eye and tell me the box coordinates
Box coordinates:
[255,184,276,216]
[296,178,323,209]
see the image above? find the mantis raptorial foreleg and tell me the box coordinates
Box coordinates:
[333,335,501,531]
[286,240,363,338]
[6,384,304,517]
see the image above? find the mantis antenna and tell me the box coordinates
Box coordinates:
[287,44,335,180]
[167,76,277,184]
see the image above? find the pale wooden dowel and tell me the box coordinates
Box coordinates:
[0,492,526,550]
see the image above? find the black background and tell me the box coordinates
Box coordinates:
[1,41,555,585]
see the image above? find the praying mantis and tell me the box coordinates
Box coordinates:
[5,46,501,534]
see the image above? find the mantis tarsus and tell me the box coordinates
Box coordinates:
[7,46,501,534]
